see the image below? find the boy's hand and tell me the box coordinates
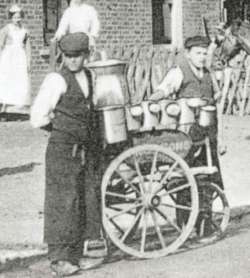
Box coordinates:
[218,137,227,155]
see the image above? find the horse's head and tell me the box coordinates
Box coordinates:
[216,19,248,65]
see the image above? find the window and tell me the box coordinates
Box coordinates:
[43,0,71,45]
[152,0,172,44]
[43,0,61,45]
[152,0,183,47]
[224,0,250,23]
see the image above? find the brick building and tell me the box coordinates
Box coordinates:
[0,0,222,98]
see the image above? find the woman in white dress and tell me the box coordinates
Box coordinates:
[0,5,31,114]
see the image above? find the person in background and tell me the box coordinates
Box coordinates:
[52,0,100,52]
[0,5,31,118]
[30,32,104,277]
[150,36,225,236]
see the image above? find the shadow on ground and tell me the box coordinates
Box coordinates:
[0,113,29,122]
[0,162,41,177]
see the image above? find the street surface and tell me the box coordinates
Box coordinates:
[0,115,250,276]
[2,214,250,277]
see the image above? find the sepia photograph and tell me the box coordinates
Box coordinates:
[0,0,250,277]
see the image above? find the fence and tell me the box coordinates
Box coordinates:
[50,42,250,115]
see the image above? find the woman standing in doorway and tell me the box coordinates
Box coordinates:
[52,0,100,51]
[0,5,31,116]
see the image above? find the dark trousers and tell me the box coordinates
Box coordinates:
[44,142,102,264]
[186,123,224,189]
[176,124,224,234]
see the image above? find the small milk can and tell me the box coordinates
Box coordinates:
[199,105,217,127]
[126,104,143,131]
[178,98,196,133]
[159,99,180,129]
[141,101,161,130]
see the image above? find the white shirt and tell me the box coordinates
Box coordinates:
[156,61,205,97]
[30,70,89,128]
[54,4,100,46]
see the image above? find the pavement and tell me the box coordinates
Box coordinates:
[0,115,250,272]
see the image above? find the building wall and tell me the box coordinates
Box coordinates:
[182,0,221,38]
[0,0,221,100]
[0,0,153,98]
[87,0,153,48]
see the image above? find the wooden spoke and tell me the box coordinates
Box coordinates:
[149,151,158,192]
[160,161,179,185]
[154,161,179,195]
[212,192,219,202]
[211,219,222,232]
[155,207,181,233]
[115,169,141,196]
[121,208,144,243]
[150,210,166,249]
[107,203,142,220]
[140,209,148,253]
[161,202,193,212]
[133,155,145,193]
[107,206,137,216]
[169,194,177,203]
[109,218,125,235]
[162,183,191,196]
[106,191,140,201]
[199,219,205,236]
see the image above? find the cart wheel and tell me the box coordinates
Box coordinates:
[102,144,198,258]
[196,182,230,239]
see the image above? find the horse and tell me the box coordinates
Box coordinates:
[211,20,250,115]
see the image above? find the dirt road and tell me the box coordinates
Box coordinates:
[0,115,250,245]
[1,115,250,276]
[2,214,250,278]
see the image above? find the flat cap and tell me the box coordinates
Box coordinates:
[59,32,89,55]
[184,36,210,49]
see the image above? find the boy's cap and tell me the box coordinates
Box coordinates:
[184,36,210,49]
[59,32,89,55]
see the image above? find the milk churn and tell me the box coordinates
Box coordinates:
[86,59,130,108]
[86,58,130,143]
[98,105,128,144]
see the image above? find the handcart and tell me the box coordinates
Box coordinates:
[86,59,230,259]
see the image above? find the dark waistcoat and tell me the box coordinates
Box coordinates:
[50,66,93,145]
[177,57,214,101]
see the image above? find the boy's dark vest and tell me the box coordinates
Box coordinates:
[50,67,93,145]
[177,57,214,102]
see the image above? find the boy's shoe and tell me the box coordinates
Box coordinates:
[79,257,104,270]
[50,260,80,276]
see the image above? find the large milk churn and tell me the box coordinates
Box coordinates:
[86,59,130,108]
[86,58,130,144]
